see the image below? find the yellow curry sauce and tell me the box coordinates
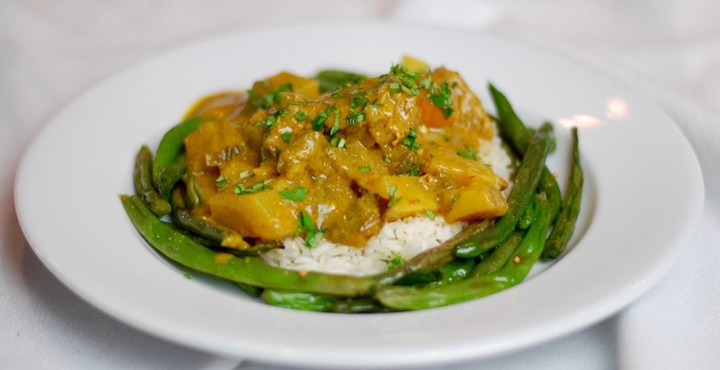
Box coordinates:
[181,62,508,248]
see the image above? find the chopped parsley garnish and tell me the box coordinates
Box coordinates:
[419,76,433,90]
[429,81,454,118]
[385,64,422,97]
[387,185,401,207]
[294,112,308,121]
[296,211,323,248]
[408,166,422,176]
[388,185,397,198]
[424,208,436,220]
[350,95,369,109]
[261,83,292,109]
[281,132,292,143]
[312,107,332,131]
[401,84,420,96]
[234,180,271,195]
[358,166,371,173]
[278,108,291,118]
[329,117,341,136]
[457,145,479,160]
[254,114,276,129]
[383,252,405,270]
[215,175,230,188]
[401,130,420,151]
[346,111,365,126]
[280,186,308,201]
[330,136,346,148]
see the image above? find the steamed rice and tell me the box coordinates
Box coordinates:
[261,125,514,276]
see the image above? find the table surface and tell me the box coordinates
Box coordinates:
[2,1,719,369]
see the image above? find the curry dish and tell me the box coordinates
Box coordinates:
[181,58,509,249]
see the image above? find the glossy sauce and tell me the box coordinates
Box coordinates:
[182,65,508,247]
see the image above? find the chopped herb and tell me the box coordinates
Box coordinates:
[215,175,230,188]
[346,111,365,126]
[296,211,323,248]
[329,118,341,136]
[261,83,292,109]
[388,82,401,93]
[350,95,369,109]
[408,166,421,176]
[457,145,479,160]
[333,107,341,129]
[419,76,433,90]
[388,185,398,198]
[400,84,420,96]
[358,166,371,173]
[234,180,271,195]
[383,252,405,270]
[332,137,346,148]
[387,185,401,207]
[401,130,420,151]
[280,186,308,201]
[281,132,292,143]
[254,114,277,129]
[424,208,436,220]
[430,81,454,118]
[312,108,329,131]
[183,271,192,280]
[294,112,308,121]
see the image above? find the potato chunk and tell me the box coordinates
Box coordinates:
[442,181,508,223]
[208,189,297,241]
[369,175,439,222]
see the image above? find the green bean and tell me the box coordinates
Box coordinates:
[152,116,201,190]
[472,232,523,276]
[376,193,550,310]
[121,195,379,296]
[133,145,171,216]
[488,83,562,224]
[542,127,583,259]
[393,270,441,286]
[261,289,337,312]
[182,173,206,208]
[236,282,263,297]
[517,197,535,230]
[331,298,392,313]
[435,259,476,285]
[156,152,187,200]
[169,187,278,254]
[315,70,365,92]
[454,124,553,258]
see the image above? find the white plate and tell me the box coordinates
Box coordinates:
[15,23,704,368]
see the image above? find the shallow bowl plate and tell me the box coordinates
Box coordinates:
[15,23,704,368]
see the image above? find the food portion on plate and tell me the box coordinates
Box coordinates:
[121,56,583,312]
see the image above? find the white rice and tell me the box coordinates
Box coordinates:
[260,126,514,276]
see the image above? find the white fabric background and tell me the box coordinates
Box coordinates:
[2,1,719,369]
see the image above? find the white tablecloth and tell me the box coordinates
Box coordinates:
[2,1,719,369]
